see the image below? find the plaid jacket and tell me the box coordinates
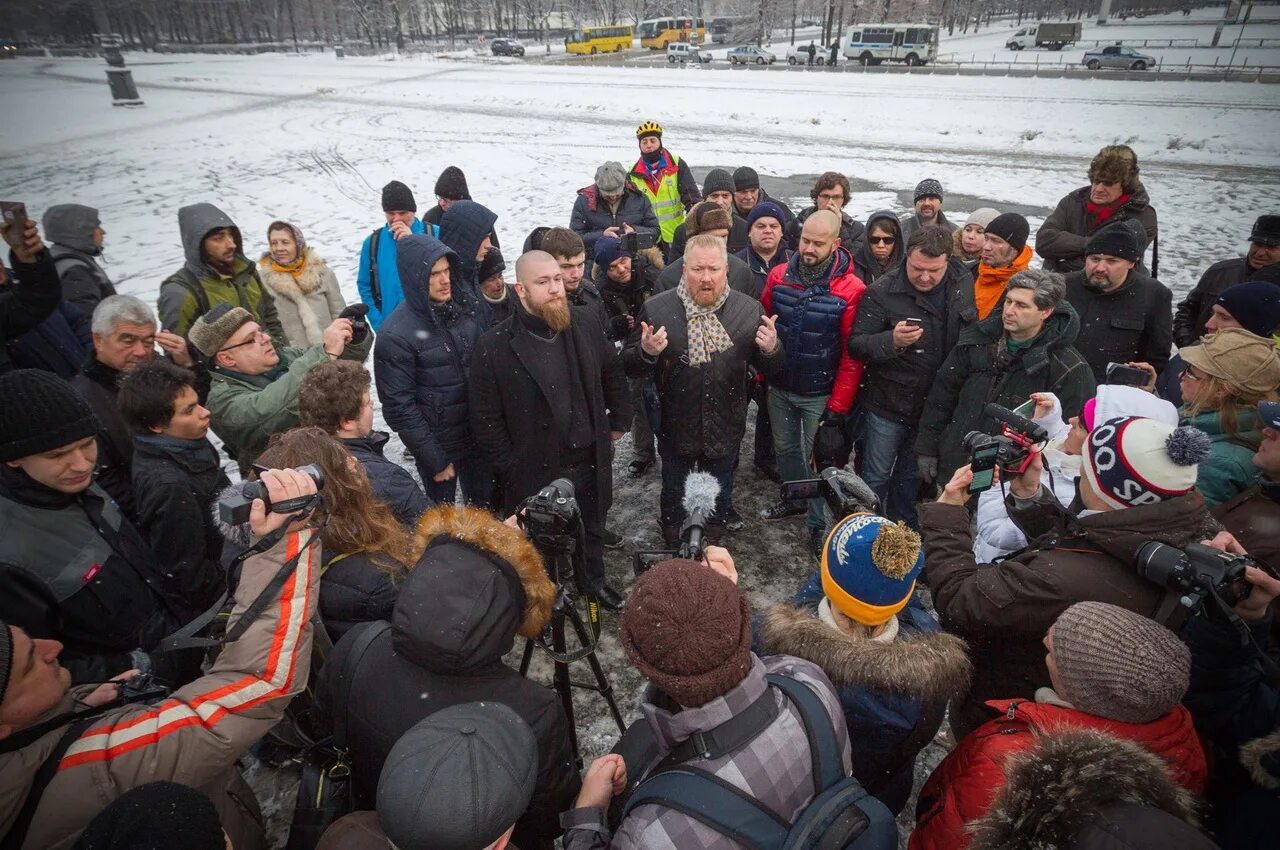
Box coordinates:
[564,654,851,849]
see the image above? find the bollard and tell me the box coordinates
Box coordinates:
[106,67,144,107]
[336,45,345,59]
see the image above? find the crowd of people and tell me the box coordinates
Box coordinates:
[1,121,1279,850]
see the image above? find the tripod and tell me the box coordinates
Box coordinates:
[519,531,626,768]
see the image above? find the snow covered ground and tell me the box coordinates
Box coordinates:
[2,51,1278,845]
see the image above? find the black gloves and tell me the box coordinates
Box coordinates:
[811,411,852,471]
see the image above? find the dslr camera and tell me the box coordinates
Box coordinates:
[217,464,326,525]
[1136,541,1276,612]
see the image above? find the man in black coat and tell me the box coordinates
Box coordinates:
[625,235,784,543]
[848,226,976,528]
[43,203,116,317]
[1064,219,1173,384]
[317,506,579,850]
[665,168,748,262]
[469,250,632,609]
[438,199,499,302]
[1173,213,1280,346]
[655,202,757,298]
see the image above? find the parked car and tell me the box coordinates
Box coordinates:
[667,41,711,63]
[1083,45,1156,70]
[0,39,16,59]
[785,44,824,65]
[490,37,525,57]
[727,44,777,65]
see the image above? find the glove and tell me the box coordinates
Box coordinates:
[917,455,939,485]
[811,412,851,471]
[339,303,371,345]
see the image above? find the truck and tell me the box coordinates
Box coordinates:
[1005,21,1083,51]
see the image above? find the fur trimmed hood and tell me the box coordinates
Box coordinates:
[1240,727,1280,790]
[968,729,1203,850]
[756,603,971,703]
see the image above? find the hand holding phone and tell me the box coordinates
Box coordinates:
[893,318,924,351]
[967,443,1001,494]
[1106,362,1151,388]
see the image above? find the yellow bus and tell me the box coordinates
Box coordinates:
[565,25,634,54]
[637,17,706,50]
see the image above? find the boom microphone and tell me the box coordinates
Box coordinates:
[984,403,1049,444]
[680,471,721,561]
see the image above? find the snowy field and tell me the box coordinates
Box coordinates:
[2,51,1279,844]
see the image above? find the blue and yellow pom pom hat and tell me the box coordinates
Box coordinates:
[820,513,924,627]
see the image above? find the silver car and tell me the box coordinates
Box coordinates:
[1083,45,1156,71]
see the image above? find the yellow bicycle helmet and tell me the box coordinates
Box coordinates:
[635,120,663,139]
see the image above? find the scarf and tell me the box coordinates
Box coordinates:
[267,253,307,279]
[974,244,1034,319]
[1084,193,1132,229]
[795,251,835,287]
[677,282,733,367]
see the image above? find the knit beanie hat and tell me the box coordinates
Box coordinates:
[620,559,753,707]
[0,370,101,463]
[1215,281,1280,338]
[1081,385,1178,433]
[434,165,471,201]
[594,161,628,195]
[187,304,254,359]
[1081,417,1211,511]
[1049,601,1190,723]
[381,180,417,213]
[0,621,11,708]
[984,212,1030,253]
[964,207,1000,231]
[702,168,736,197]
[685,201,733,237]
[593,235,626,270]
[914,178,944,203]
[1180,326,1280,395]
[821,513,923,626]
[1085,219,1146,263]
[733,166,760,191]
[478,246,505,282]
[72,781,226,850]
[377,702,537,850]
[748,201,787,230]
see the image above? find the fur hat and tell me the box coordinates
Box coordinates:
[1180,326,1280,395]
[702,168,736,197]
[0,369,101,463]
[594,161,628,195]
[434,165,471,201]
[733,166,760,191]
[381,180,416,213]
[821,513,923,626]
[1089,145,1140,192]
[620,559,753,707]
[685,201,733,237]
[187,304,254,359]
[984,212,1030,253]
[1081,417,1210,510]
[1085,219,1146,263]
[1050,602,1190,723]
[914,178,944,203]
[1215,281,1280,338]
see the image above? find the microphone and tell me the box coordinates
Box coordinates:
[680,471,721,561]
[984,403,1049,444]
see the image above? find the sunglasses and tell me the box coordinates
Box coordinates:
[868,236,896,245]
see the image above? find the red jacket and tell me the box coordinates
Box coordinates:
[909,698,1207,850]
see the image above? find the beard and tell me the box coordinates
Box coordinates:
[535,298,572,332]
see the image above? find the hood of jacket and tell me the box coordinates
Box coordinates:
[959,298,1083,376]
[854,209,904,274]
[392,506,554,675]
[1077,492,1216,563]
[394,233,463,320]
[42,204,100,253]
[755,603,971,703]
[177,202,242,278]
[967,728,1204,850]
[438,200,498,282]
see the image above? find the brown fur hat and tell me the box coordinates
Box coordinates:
[685,201,733,237]
[1088,144,1140,192]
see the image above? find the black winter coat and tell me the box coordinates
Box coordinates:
[851,210,905,288]
[594,259,659,342]
[735,246,791,301]
[131,435,228,621]
[667,213,749,263]
[49,246,115,318]
[318,549,401,644]
[1173,256,1280,347]
[624,288,784,459]
[374,235,486,477]
[848,259,977,426]
[438,200,499,299]
[1064,268,1174,384]
[341,431,430,527]
[317,529,578,847]
[570,183,660,257]
[786,206,866,253]
[71,357,138,521]
[1,282,92,379]
[655,253,757,299]
[0,250,62,374]
[1036,183,1159,274]
[567,278,613,338]
[469,303,632,516]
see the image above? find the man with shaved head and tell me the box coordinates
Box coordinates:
[759,210,867,557]
[470,250,633,609]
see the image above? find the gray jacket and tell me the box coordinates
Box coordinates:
[43,204,115,317]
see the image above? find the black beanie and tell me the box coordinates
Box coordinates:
[478,246,506,281]
[0,370,100,462]
[733,166,760,191]
[1086,219,1146,263]
[434,166,471,201]
[72,782,225,850]
[702,168,736,197]
[381,180,417,213]
[985,212,1030,253]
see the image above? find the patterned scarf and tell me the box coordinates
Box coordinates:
[678,282,733,366]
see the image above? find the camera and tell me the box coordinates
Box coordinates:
[963,402,1052,481]
[780,467,878,521]
[339,304,371,345]
[618,231,655,254]
[1136,541,1276,611]
[119,672,170,704]
[518,478,585,589]
[217,464,326,525]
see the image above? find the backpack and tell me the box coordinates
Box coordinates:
[620,674,897,850]
[366,228,383,312]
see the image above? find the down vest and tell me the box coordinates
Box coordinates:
[911,698,1207,850]
[374,234,486,478]
[761,246,866,414]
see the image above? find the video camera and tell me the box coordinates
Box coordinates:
[217,464,326,525]
[780,467,879,520]
[1136,541,1277,614]
[964,403,1050,494]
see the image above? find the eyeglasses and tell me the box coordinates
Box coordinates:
[220,329,267,353]
[817,192,846,203]
[868,236,895,245]
[1180,366,1204,382]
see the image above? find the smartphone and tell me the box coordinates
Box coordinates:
[1106,362,1149,387]
[780,479,822,502]
[903,317,923,327]
[0,202,27,249]
[968,443,1001,495]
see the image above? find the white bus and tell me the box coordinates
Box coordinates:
[842,23,939,65]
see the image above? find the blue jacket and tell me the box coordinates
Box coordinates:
[439,200,498,302]
[356,217,431,330]
[373,234,486,477]
[752,571,970,815]
[1,279,92,379]
[341,431,431,526]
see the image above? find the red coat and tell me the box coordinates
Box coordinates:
[909,699,1207,850]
